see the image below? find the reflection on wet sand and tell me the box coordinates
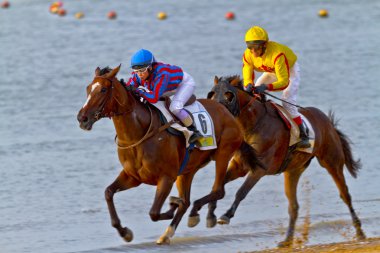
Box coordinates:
[252,237,380,253]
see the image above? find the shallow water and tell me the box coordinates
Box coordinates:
[1,0,380,253]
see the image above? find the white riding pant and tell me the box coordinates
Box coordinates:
[169,71,196,115]
[255,62,301,118]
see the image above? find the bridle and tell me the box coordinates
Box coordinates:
[92,76,135,120]
[212,79,267,130]
[91,75,174,150]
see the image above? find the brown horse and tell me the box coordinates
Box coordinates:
[76,66,263,244]
[206,75,365,247]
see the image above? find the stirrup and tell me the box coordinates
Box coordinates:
[188,131,202,144]
[296,139,311,149]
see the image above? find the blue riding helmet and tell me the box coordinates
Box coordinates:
[130,49,156,69]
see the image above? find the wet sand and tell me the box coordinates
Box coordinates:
[251,237,380,253]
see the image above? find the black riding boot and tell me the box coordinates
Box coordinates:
[187,124,202,144]
[297,123,311,148]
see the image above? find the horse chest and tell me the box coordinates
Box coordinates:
[120,155,175,184]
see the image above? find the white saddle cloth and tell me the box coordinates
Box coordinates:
[152,101,217,150]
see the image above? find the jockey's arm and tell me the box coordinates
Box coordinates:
[137,73,169,103]
[242,51,255,88]
[125,74,140,89]
[269,54,290,91]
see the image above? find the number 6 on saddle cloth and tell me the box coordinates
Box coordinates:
[153,97,217,150]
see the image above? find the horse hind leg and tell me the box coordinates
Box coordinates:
[105,170,141,243]
[320,161,366,240]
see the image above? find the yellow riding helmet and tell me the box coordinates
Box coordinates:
[245,26,269,43]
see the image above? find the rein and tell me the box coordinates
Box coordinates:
[94,76,134,120]
[263,91,305,109]
[114,106,175,150]
[93,75,174,149]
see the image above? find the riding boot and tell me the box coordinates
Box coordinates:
[187,124,202,144]
[297,122,311,148]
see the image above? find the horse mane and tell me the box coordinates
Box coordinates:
[221,75,244,90]
[99,66,112,75]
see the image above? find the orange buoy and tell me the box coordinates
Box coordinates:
[225,12,235,20]
[54,1,63,8]
[57,8,66,16]
[1,1,10,8]
[107,11,117,20]
[75,12,84,19]
[157,12,167,20]
[318,9,329,18]
[49,6,59,14]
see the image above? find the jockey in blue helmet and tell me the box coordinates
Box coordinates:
[130,49,156,70]
[126,49,202,144]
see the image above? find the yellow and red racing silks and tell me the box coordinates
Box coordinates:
[242,41,297,91]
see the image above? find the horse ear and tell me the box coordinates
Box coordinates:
[107,64,121,78]
[214,76,219,85]
[95,67,101,76]
[230,76,240,86]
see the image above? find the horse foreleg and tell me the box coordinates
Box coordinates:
[149,176,175,222]
[278,168,304,248]
[105,170,140,243]
[218,170,264,225]
[207,161,248,228]
[188,154,233,228]
[157,173,194,245]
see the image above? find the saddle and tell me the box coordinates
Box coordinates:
[162,95,197,124]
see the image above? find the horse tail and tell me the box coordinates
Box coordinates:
[329,111,362,178]
[236,141,266,173]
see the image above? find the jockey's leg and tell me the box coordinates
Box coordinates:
[282,62,310,148]
[173,109,202,144]
[293,116,311,148]
[170,72,202,143]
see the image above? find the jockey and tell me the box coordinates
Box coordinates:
[125,49,202,144]
[242,26,311,148]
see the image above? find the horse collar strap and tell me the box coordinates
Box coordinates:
[115,106,176,149]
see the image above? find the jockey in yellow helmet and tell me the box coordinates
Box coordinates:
[242,26,310,148]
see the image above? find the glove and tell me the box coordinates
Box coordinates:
[135,88,144,96]
[253,84,268,94]
[125,84,137,92]
[244,83,254,93]
[120,78,125,86]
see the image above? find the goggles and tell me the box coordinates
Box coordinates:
[132,65,150,73]
[246,40,266,50]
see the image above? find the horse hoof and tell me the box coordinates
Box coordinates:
[156,236,170,245]
[121,227,133,242]
[357,231,366,241]
[206,216,217,228]
[188,215,200,227]
[277,240,292,248]
[217,215,230,225]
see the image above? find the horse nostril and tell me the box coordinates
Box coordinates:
[82,116,88,123]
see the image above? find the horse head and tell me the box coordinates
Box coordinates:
[77,65,131,130]
[207,75,247,116]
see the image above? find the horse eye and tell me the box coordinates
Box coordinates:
[101,87,107,93]
[225,92,234,102]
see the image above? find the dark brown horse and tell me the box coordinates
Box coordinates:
[76,66,263,244]
[206,75,365,247]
